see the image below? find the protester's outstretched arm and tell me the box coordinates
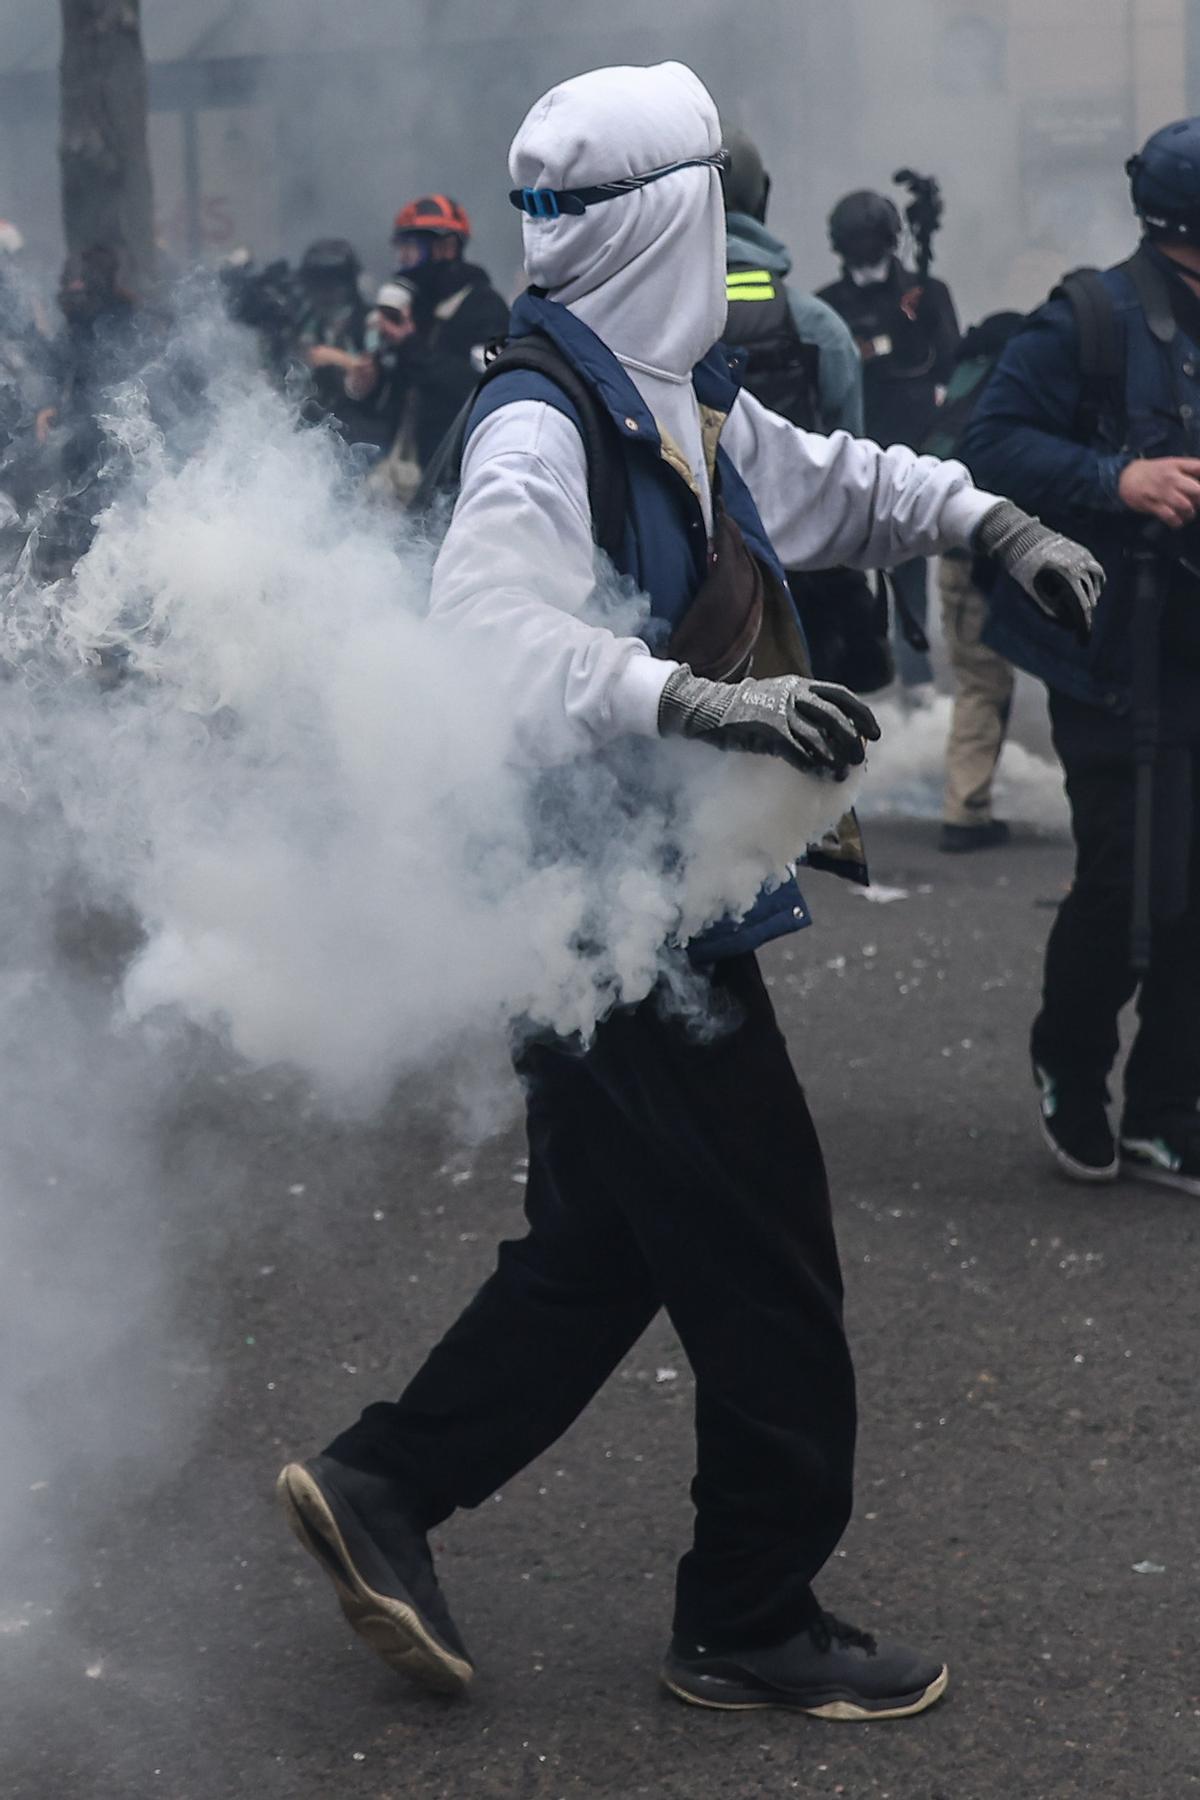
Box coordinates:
[723,386,994,570]
[725,386,1103,638]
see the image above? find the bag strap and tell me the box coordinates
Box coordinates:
[1055,267,1123,443]
[1120,244,1177,347]
[886,568,930,654]
[410,332,629,565]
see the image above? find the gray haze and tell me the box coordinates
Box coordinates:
[2,2,1198,318]
[0,0,1175,1767]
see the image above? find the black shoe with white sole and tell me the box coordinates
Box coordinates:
[662,1613,948,1721]
[1120,1112,1200,1197]
[1034,1064,1118,1182]
[278,1455,473,1694]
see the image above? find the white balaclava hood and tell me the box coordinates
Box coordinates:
[509,62,727,384]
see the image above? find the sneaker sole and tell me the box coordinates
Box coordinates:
[277,1463,473,1695]
[1119,1154,1200,1198]
[1039,1117,1119,1184]
[660,1662,949,1721]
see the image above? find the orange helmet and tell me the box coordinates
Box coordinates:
[392,195,471,240]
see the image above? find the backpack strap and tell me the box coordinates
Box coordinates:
[1055,267,1123,443]
[1120,244,1177,347]
[411,331,629,565]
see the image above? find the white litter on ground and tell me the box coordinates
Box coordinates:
[855,883,911,904]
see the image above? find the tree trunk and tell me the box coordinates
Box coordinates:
[59,0,157,296]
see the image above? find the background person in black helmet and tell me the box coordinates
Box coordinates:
[352,195,509,504]
[819,188,961,693]
[292,237,373,440]
[963,118,1200,1195]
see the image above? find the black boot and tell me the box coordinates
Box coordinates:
[661,1612,948,1720]
[278,1455,473,1693]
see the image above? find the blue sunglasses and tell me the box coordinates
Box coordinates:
[510,149,730,220]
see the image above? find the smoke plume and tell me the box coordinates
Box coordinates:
[1,307,852,1112]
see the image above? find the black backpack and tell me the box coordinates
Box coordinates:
[412,332,627,563]
[723,265,823,432]
[1044,246,1175,445]
[721,270,897,692]
[920,311,1027,462]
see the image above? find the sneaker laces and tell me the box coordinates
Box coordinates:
[809,1610,877,1656]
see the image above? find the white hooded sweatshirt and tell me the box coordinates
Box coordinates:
[513,60,726,528]
[428,62,996,766]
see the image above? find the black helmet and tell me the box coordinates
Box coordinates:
[722,128,770,222]
[299,238,361,284]
[1128,118,1200,240]
[828,190,901,267]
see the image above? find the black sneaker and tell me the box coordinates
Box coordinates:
[1120,1112,1200,1197]
[661,1613,948,1721]
[1034,1064,1118,1182]
[939,820,1011,854]
[277,1455,473,1694]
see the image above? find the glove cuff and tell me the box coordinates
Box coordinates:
[974,499,1034,556]
[657,665,728,736]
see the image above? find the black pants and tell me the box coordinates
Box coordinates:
[326,954,856,1650]
[1032,691,1200,1119]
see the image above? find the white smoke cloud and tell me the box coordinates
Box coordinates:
[857,694,1068,832]
[1,313,853,1115]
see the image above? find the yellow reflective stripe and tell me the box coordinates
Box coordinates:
[726,269,776,300]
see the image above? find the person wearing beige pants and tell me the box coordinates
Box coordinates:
[939,550,1015,851]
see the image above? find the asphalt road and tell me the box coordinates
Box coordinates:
[9,816,1200,1800]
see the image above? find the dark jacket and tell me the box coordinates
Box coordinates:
[465,287,820,962]
[372,263,510,471]
[961,243,1200,710]
[818,258,959,448]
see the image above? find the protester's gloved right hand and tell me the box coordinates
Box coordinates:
[658,666,881,781]
[974,500,1103,644]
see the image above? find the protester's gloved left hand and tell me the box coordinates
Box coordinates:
[974,500,1104,644]
[658,666,880,780]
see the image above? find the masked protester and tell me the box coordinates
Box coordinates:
[278,63,1100,1720]
[358,196,509,503]
[963,119,1200,1194]
[819,190,962,693]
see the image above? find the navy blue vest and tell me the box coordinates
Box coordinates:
[983,256,1200,709]
[465,289,813,961]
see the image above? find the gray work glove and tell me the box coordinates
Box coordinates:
[974,500,1103,643]
[658,666,881,781]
